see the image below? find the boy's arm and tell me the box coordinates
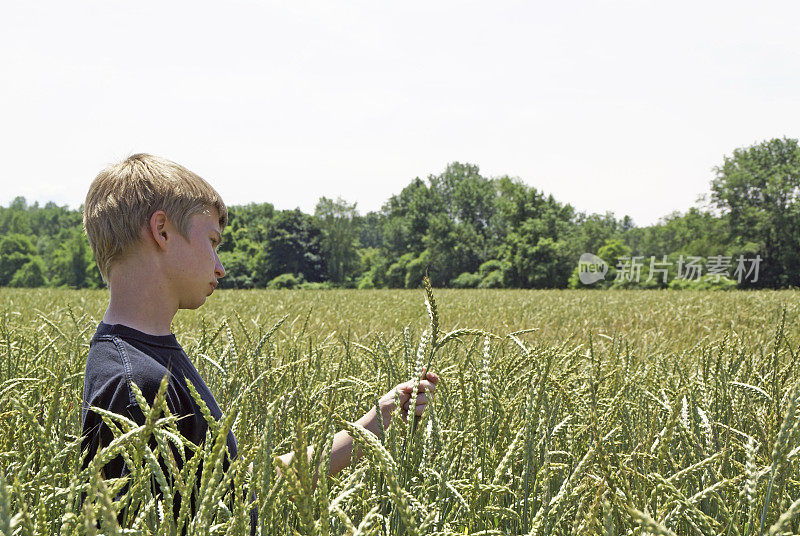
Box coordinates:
[273,371,438,480]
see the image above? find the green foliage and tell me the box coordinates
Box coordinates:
[381,177,445,258]
[356,247,389,289]
[0,234,36,286]
[477,259,504,279]
[668,274,738,290]
[267,272,302,289]
[404,250,430,289]
[9,257,46,287]
[356,272,376,289]
[596,239,632,288]
[385,252,415,289]
[477,269,504,288]
[357,212,384,249]
[564,212,626,260]
[569,239,631,289]
[597,238,631,265]
[503,233,571,288]
[451,272,481,288]
[217,250,255,289]
[50,229,100,288]
[624,208,729,259]
[297,281,335,290]
[422,214,483,287]
[315,196,361,285]
[4,140,800,289]
[253,209,325,286]
[711,137,800,287]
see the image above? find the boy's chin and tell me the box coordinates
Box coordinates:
[179,295,207,310]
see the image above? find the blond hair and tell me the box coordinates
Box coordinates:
[83,153,228,281]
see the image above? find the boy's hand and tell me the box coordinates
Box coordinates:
[376,371,438,429]
[286,370,439,479]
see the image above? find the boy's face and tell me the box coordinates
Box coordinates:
[166,206,226,309]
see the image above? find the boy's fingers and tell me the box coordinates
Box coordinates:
[400,393,428,410]
[393,376,437,407]
[417,368,438,382]
[399,402,430,420]
[417,380,436,395]
[397,379,435,392]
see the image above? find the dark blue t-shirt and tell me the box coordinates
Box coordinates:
[81,322,247,526]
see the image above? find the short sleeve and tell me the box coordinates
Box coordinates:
[81,343,180,478]
[81,367,143,474]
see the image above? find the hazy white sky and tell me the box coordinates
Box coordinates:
[1,1,798,226]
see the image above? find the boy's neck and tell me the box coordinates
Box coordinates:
[103,260,177,336]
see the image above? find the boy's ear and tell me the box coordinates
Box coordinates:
[148,210,170,251]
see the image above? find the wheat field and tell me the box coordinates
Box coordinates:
[1,286,799,535]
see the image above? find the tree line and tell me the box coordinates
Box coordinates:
[2,137,799,290]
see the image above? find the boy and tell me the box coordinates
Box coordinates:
[81,153,438,525]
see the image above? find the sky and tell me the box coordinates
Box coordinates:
[1,1,798,226]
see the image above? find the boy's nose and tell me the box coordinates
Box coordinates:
[214,252,226,278]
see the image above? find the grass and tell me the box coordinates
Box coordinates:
[0,286,799,534]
